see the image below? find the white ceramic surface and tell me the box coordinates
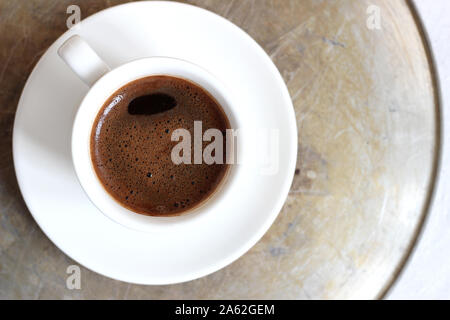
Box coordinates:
[12,1,297,284]
[61,35,245,233]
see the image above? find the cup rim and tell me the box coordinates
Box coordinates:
[71,56,242,233]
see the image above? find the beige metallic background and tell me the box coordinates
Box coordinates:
[0,0,439,299]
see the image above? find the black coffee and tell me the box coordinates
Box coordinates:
[90,75,230,216]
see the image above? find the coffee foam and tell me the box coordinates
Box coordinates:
[91,76,230,216]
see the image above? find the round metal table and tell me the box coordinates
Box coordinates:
[0,0,438,299]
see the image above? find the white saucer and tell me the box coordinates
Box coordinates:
[13,1,297,285]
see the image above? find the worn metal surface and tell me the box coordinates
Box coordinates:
[0,0,437,299]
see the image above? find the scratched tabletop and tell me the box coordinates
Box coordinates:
[0,0,438,299]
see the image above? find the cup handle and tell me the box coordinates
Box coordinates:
[57,35,110,87]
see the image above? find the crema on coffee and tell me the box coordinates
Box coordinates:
[90,75,230,216]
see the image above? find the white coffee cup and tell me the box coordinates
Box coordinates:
[58,35,242,233]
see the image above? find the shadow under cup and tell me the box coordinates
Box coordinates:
[72,57,240,232]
